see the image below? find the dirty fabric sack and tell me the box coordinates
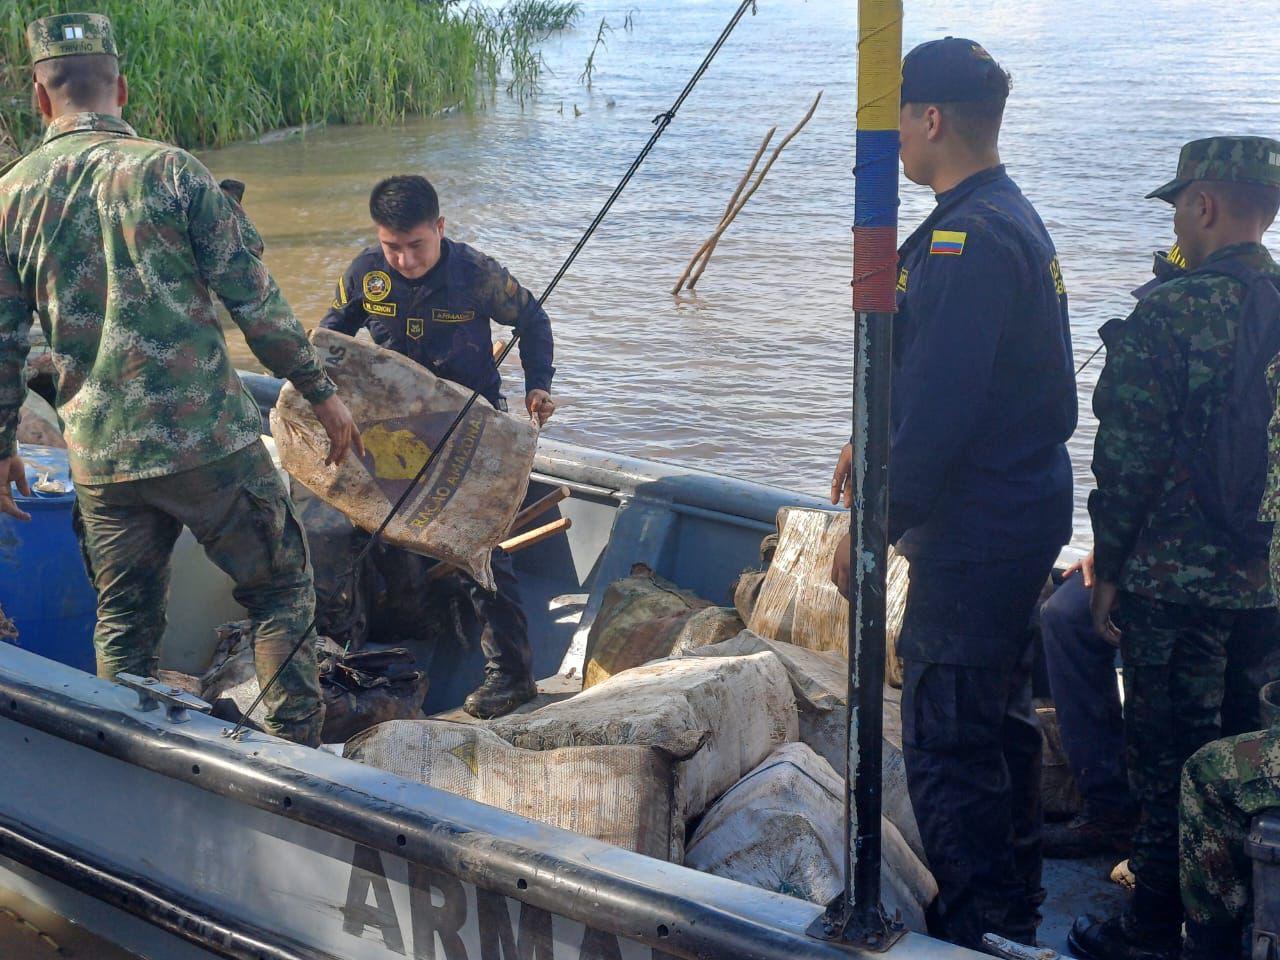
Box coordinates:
[747,507,907,687]
[676,630,848,767]
[347,720,677,860]
[681,630,925,866]
[489,652,798,861]
[731,530,779,622]
[17,391,64,448]
[319,647,429,742]
[271,328,537,591]
[686,742,936,932]
[1036,702,1083,820]
[582,563,711,689]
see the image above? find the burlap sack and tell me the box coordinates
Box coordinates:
[582,564,709,689]
[17,391,64,448]
[685,742,936,931]
[747,508,908,688]
[489,652,798,860]
[347,720,678,860]
[271,329,537,591]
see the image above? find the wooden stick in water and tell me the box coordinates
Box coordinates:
[672,125,776,295]
[499,516,572,554]
[680,91,824,292]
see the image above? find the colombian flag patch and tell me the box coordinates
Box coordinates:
[930,230,967,256]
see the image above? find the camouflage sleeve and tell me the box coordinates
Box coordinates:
[318,257,369,335]
[220,189,264,258]
[178,154,335,405]
[1260,354,1280,522]
[0,253,31,459]
[1087,301,1182,583]
[482,255,554,395]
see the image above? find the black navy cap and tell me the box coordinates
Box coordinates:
[900,37,1009,105]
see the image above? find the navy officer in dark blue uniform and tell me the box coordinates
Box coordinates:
[322,174,555,719]
[832,39,1076,950]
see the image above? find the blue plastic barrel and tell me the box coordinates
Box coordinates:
[0,445,98,672]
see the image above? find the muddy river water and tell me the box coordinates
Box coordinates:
[205,0,1280,546]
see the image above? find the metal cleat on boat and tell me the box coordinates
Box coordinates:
[115,673,211,724]
[981,935,1068,960]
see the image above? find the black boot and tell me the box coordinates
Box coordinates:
[463,668,537,720]
[1180,921,1242,960]
[1068,884,1182,960]
[1068,915,1179,960]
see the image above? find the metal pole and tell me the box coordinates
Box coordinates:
[811,0,902,949]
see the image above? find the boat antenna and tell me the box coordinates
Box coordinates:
[226,0,762,742]
[808,0,905,951]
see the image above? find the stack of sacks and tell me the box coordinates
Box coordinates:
[678,630,925,869]
[349,652,797,862]
[487,652,798,861]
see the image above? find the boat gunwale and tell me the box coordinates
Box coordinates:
[0,646,979,959]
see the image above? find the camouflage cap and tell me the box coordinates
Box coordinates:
[1147,136,1280,203]
[26,13,118,65]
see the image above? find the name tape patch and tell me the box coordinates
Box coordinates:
[431,308,475,324]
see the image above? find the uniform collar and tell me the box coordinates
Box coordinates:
[934,164,1008,208]
[1197,241,1275,273]
[42,112,136,145]
[899,165,1009,259]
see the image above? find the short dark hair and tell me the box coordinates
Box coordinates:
[369,175,440,231]
[907,69,1010,153]
[34,54,118,107]
[910,97,1007,153]
[1204,180,1280,227]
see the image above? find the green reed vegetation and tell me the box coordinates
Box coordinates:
[0,0,581,156]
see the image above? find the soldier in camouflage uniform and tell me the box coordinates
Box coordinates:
[0,14,364,746]
[1071,137,1280,960]
[1178,726,1280,959]
[1169,344,1280,960]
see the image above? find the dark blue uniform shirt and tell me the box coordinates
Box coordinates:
[320,238,554,407]
[891,165,1076,561]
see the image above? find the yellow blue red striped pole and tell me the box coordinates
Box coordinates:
[821,0,904,949]
[852,0,902,311]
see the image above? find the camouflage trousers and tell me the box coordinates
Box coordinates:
[74,441,324,746]
[1117,591,1280,901]
[1180,727,1280,927]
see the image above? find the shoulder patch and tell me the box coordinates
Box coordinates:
[362,270,392,303]
[930,230,966,256]
[1049,257,1066,296]
[896,267,909,293]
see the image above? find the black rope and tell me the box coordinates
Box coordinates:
[226,0,759,742]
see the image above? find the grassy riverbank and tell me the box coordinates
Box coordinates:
[0,0,579,157]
